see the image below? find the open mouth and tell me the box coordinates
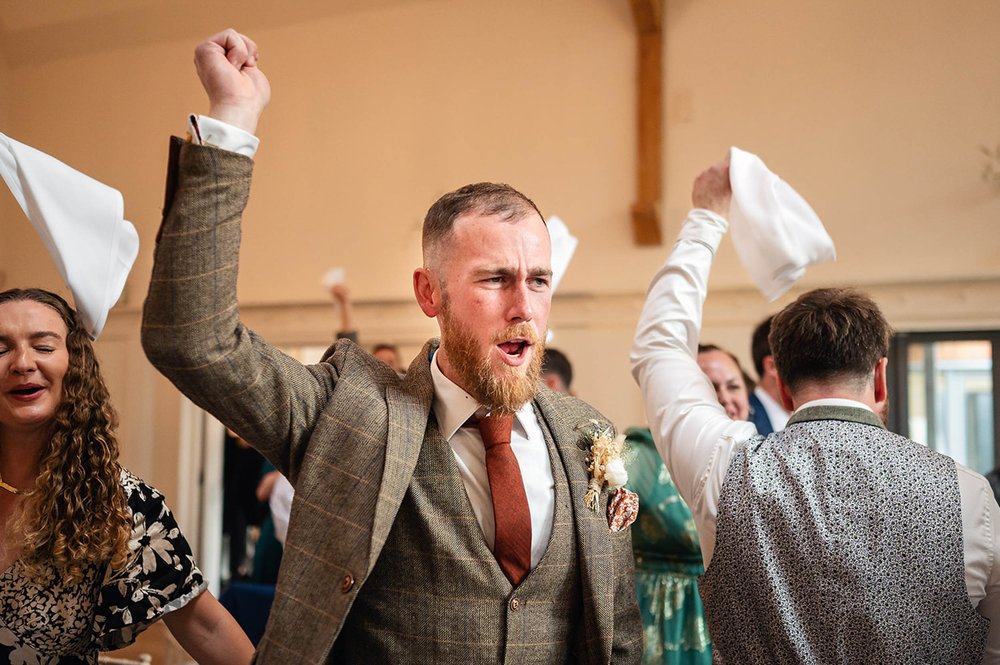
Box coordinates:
[9,386,43,397]
[498,340,530,358]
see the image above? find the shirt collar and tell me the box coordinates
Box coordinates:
[430,351,533,439]
[794,397,874,414]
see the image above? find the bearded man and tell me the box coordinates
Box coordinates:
[142,29,641,665]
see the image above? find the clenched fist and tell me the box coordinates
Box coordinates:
[194,29,271,134]
[691,159,731,217]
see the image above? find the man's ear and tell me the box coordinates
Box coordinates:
[763,355,779,379]
[874,356,889,405]
[777,375,795,412]
[413,268,441,318]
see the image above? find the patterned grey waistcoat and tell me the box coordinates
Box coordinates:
[332,411,583,664]
[698,405,989,664]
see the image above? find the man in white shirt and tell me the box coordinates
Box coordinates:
[747,315,789,435]
[631,160,1000,663]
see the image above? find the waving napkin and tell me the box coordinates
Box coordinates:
[0,132,139,338]
[728,147,835,301]
[544,215,578,343]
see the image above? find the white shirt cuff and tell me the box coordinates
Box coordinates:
[187,114,260,158]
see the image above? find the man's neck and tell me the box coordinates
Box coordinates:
[790,386,876,413]
[759,376,784,409]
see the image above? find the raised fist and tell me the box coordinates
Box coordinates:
[691,159,731,216]
[194,29,271,134]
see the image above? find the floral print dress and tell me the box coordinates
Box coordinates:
[625,428,712,665]
[0,470,206,664]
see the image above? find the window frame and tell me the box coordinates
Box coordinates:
[887,330,1000,469]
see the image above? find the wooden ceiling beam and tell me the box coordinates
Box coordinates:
[629,0,663,246]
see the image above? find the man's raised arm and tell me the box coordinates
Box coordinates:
[629,161,757,565]
[141,30,332,478]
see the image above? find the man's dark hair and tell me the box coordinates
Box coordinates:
[422,182,543,267]
[769,288,892,393]
[750,315,774,377]
[541,348,573,391]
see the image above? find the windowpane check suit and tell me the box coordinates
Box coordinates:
[141,139,642,664]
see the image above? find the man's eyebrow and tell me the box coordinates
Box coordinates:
[472,267,555,279]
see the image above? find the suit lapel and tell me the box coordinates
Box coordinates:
[368,340,436,573]
[534,388,614,664]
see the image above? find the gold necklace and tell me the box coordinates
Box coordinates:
[0,472,20,495]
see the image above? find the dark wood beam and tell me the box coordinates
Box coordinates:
[629,0,663,246]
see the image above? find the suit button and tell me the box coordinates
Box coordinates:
[509,597,520,611]
[341,575,355,593]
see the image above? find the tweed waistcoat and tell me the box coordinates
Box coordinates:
[331,410,583,664]
[699,405,989,664]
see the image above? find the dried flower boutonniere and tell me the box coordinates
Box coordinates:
[582,419,629,512]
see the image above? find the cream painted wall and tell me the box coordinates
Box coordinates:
[2,0,1000,506]
[0,49,11,290]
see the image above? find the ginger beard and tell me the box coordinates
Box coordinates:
[439,300,545,416]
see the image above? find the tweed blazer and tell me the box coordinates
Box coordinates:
[141,139,642,664]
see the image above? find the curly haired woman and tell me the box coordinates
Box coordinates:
[0,288,254,664]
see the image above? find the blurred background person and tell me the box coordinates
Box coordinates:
[748,316,790,435]
[696,344,751,422]
[541,347,574,395]
[330,283,405,375]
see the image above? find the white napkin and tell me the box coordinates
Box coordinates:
[728,147,835,301]
[547,215,577,293]
[0,133,139,338]
[545,215,578,344]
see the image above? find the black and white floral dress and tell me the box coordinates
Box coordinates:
[0,470,206,664]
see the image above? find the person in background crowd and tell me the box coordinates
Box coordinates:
[747,316,790,435]
[541,347,574,395]
[696,344,751,422]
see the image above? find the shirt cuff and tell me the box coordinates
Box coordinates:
[186,114,260,158]
[677,208,729,252]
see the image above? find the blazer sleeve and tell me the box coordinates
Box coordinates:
[141,138,335,477]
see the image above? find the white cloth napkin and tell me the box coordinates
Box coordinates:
[728,146,835,301]
[0,133,139,338]
[547,215,577,293]
[545,215,578,343]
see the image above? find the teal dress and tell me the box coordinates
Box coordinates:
[625,428,711,665]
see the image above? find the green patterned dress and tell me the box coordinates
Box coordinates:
[625,428,712,665]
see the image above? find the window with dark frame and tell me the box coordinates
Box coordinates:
[888,330,1000,476]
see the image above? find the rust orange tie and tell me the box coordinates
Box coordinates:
[478,414,532,586]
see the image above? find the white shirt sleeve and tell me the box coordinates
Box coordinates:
[186,114,260,157]
[630,208,757,566]
[269,474,294,546]
[957,464,1000,662]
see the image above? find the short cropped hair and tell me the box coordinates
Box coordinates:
[750,315,774,377]
[422,182,543,269]
[769,288,892,393]
[541,348,573,391]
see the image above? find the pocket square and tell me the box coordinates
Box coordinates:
[607,487,639,533]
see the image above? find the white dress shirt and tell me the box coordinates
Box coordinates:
[430,352,555,569]
[631,208,1000,659]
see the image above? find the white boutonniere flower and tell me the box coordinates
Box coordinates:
[581,419,629,512]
